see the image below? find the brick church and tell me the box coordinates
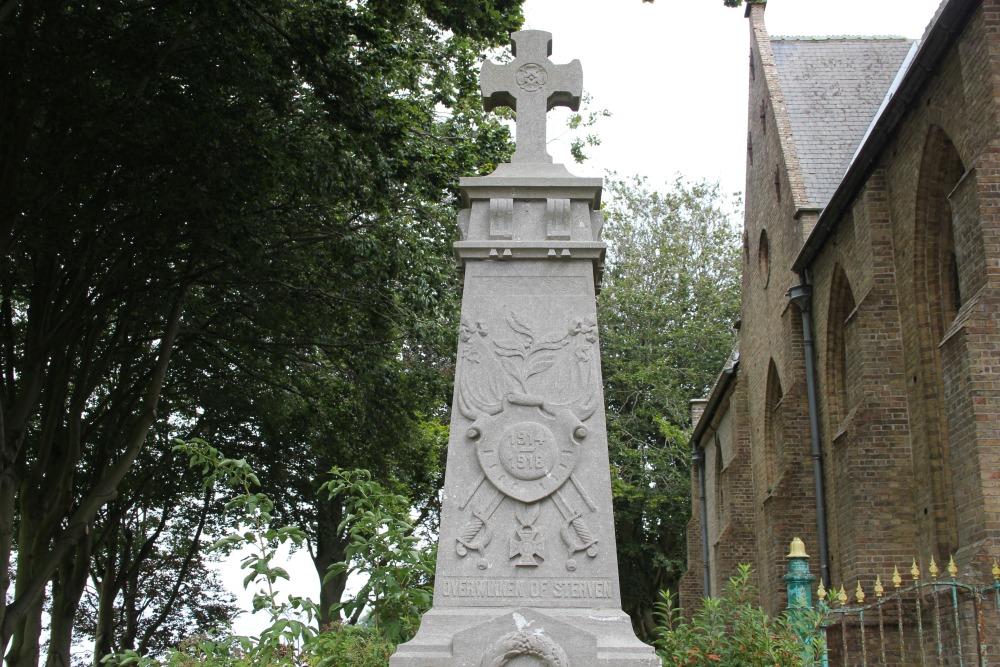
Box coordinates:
[681,0,1000,612]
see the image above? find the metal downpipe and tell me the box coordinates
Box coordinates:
[787,279,831,588]
[694,449,711,596]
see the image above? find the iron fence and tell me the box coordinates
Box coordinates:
[784,541,1000,666]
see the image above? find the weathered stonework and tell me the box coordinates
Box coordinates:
[391,31,658,665]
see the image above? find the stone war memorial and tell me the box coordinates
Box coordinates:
[391,30,659,667]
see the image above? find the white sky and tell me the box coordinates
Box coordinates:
[527,0,944,198]
[223,0,946,637]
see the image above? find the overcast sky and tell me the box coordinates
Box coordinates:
[223,0,947,636]
[525,0,944,198]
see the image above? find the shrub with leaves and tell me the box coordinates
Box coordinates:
[653,565,826,666]
[307,624,395,667]
[322,467,436,644]
[103,443,424,667]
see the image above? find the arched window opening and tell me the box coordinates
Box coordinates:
[827,264,858,427]
[765,360,784,490]
[911,125,964,560]
[715,433,725,531]
[758,229,770,288]
[919,126,965,341]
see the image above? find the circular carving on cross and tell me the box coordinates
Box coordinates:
[515,63,547,92]
[499,421,556,481]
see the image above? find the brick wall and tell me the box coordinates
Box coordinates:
[684,0,1000,613]
[738,3,822,610]
[681,374,757,611]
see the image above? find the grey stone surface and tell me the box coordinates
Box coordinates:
[770,36,914,208]
[392,30,657,666]
[481,30,582,165]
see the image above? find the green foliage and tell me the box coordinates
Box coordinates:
[115,624,393,667]
[179,440,319,660]
[308,625,395,667]
[642,0,746,5]
[2,0,522,661]
[321,468,436,643]
[563,93,613,163]
[654,565,826,666]
[599,175,741,637]
[104,445,423,667]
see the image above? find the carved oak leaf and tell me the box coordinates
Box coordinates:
[499,357,526,391]
[532,331,570,352]
[526,355,556,379]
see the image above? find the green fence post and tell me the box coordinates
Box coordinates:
[785,537,823,665]
[785,537,815,611]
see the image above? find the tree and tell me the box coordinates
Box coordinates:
[643,0,750,6]
[229,346,453,629]
[0,1,522,664]
[598,175,741,639]
[100,450,429,667]
[74,460,239,663]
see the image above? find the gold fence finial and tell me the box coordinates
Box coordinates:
[948,555,958,578]
[930,556,939,579]
[993,560,1000,581]
[893,565,902,588]
[911,559,921,581]
[855,581,865,604]
[837,584,848,606]
[817,580,827,602]
[787,537,809,559]
[874,575,884,598]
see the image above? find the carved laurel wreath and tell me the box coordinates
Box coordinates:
[481,629,569,667]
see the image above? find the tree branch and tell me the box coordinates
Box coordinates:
[137,485,212,654]
[0,281,187,649]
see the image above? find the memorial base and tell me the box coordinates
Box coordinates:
[390,607,660,666]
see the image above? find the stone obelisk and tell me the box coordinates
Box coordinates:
[391,30,659,666]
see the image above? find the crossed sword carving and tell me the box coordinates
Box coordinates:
[456,470,599,569]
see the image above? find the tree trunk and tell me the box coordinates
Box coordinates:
[3,607,41,667]
[45,531,92,667]
[136,487,210,654]
[5,552,42,667]
[0,474,15,640]
[92,534,120,667]
[6,483,46,667]
[0,289,186,655]
[312,497,347,627]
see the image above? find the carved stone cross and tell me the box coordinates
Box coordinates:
[481,30,583,164]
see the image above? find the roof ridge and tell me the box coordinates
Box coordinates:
[771,34,911,41]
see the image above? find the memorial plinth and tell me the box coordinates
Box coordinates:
[390,30,658,666]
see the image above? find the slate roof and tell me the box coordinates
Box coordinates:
[770,36,916,209]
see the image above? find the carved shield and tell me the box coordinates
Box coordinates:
[475,400,584,504]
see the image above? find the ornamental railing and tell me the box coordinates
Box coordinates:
[784,539,1000,666]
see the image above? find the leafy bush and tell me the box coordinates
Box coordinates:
[321,468,435,644]
[104,624,393,667]
[308,624,395,667]
[103,443,426,667]
[653,565,825,666]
